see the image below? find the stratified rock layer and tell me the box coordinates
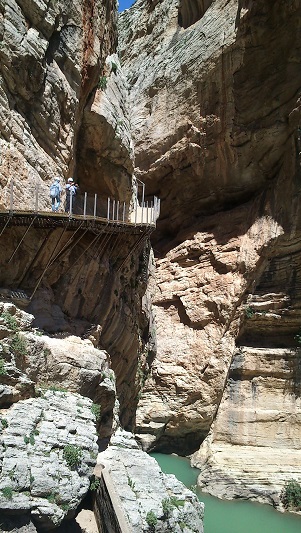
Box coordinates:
[119,0,301,505]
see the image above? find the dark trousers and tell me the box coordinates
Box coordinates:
[65,194,75,213]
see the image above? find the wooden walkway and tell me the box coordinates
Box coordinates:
[0,185,160,302]
[2,180,160,233]
[0,209,156,237]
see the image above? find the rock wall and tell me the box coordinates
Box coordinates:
[0,0,156,433]
[119,0,301,505]
[0,0,133,210]
[0,0,301,516]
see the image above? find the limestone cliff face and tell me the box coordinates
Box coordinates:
[0,0,154,433]
[0,0,133,209]
[119,0,301,505]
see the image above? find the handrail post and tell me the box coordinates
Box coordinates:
[141,201,144,224]
[112,200,115,221]
[10,179,14,213]
[116,200,119,222]
[83,192,87,218]
[70,193,73,217]
[134,199,137,226]
[35,182,39,213]
[122,202,125,223]
[146,201,149,224]
[150,201,153,224]
[141,183,145,209]
[94,193,97,219]
[107,197,110,221]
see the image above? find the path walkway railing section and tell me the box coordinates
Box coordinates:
[5,180,161,227]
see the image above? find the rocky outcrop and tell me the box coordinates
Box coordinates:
[0,301,117,440]
[0,0,154,447]
[97,430,204,532]
[191,289,301,506]
[0,391,98,530]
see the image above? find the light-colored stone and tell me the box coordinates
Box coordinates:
[191,345,301,509]
[0,391,98,530]
[98,430,204,532]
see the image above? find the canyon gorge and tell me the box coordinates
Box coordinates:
[0,0,300,530]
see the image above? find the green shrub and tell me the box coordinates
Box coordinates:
[47,385,67,393]
[1,418,8,429]
[90,476,100,491]
[24,431,36,446]
[127,476,136,491]
[1,311,18,332]
[245,306,255,319]
[111,62,117,74]
[91,403,101,420]
[169,496,185,508]
[61,502,70,512]
[146,510,157,530]
[63,445,82,469]
[280,479,301,510]
[162,497,173,518]
[10,333,28,358]
[0,357,7,375]
[1,487,13,499]
[162,496,185,518]
[46,492,57,503]
[98,76,107,90]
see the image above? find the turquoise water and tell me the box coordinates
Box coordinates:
[151,453,301,533]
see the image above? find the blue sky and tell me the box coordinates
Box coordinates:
[118,0,135,11]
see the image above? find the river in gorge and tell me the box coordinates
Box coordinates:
[150,453,301,533]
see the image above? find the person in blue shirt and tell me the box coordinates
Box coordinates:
[49,178,62,212]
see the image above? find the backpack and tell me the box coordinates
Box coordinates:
[50,183,59,198]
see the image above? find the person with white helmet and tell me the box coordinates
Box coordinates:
[49,177,62,212]
[65,177,79,213]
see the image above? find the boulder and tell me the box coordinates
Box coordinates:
[0,391,98,530]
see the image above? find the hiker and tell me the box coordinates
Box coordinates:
[65,178,79,213]
[49,178,62,212]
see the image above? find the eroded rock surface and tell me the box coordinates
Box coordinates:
[98,430,204,532]
[0,0,132,211]
[0,301,116,440]
[119,0,301,506]
[0,391,98,530]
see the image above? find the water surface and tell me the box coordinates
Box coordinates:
[151,452,301,533]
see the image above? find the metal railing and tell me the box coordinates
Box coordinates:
[5,180,160,227]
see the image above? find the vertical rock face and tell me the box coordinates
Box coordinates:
[119,0,301,239]
[0,0,152,433]
[0,0,133,210]
[119,0,301,503]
